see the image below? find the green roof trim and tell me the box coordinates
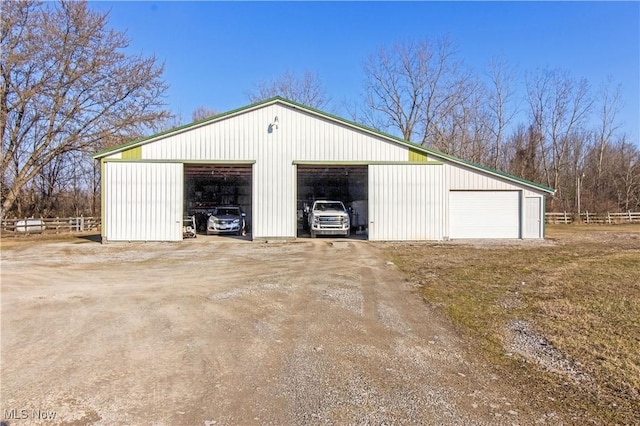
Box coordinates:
[93,96,555,195]
[294,160,444,166]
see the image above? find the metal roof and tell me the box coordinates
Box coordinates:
[93,96,555,195]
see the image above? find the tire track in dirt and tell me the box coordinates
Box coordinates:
[2,237,561,425]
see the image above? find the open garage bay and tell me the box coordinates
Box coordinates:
[296,165,368,238]
[184,164,253,234]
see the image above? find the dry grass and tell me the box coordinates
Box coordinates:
[384,224,640,424]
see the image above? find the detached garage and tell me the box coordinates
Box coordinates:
[93,97,554,242]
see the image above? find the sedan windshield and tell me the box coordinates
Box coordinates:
[213,208,240,216]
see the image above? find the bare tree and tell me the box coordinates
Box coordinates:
[525,68,593,208]
[428,74,492,163]
[593,78,623,199]
[246,70,330,109]
[1,0,170,218]
[608,137,639,211]
[506,125,542,184]
[486,58,519,169]
[361,36,489,158]
[361,39,429,141]
[192,106,217,122]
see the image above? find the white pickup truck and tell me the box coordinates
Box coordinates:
[307,200,350,238]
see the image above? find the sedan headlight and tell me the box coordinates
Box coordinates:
[233,219,240,224]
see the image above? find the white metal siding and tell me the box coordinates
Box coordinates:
[369,164,444,241]
[99,101,552,241]
[524,197,542,238]
[141,105,409,162]
[448,163,526,190]
[449,191,520,239]
[104,162,183,241]
[252,161,296,238]
[140,104,410,238]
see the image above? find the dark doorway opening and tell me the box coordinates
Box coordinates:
[184,164,252,234]
[296,165,368,238]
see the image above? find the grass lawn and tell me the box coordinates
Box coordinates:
[384,224,640,424]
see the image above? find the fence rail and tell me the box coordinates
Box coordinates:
[1,216,101,235]
[545,211,640,224]
[1,212,637,236]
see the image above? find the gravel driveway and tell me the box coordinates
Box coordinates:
[1,237,553,425]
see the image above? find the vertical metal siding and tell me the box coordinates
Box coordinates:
[369,164,444,241]
[139,105,410,239]
[104,162,183,241]
[448,163,522,190]
[141,105,409,163]
[104,103,552,241]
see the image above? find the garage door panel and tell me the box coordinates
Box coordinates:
[105,162,183,241]
[449,191,520,239]
[369,164,444,241]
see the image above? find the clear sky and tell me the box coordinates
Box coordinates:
[90,1,639,143]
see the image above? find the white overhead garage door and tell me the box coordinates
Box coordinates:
[369,164,444,241]
[104,162,184,241]
[449,191,520,239]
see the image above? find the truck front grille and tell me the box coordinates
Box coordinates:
[318,216,346,228]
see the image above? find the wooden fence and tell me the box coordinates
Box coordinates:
[1,216,101,235]
[1,212,637,236]
[545,211,640,224]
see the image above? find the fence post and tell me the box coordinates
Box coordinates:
[563,211,568,224]
[607,212,611,224]
[586,211,589,223]
[630,211,633,223]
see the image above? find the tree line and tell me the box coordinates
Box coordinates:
[2,1,638,219]
[355,38,638,213]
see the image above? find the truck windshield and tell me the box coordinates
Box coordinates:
[314,202,344,211]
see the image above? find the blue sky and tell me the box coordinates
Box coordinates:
[91,1,639,142]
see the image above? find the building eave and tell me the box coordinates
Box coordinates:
[93,96,555,195]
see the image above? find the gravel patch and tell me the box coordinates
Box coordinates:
[208,282,287,301]
[506,319,591,383]
[2,237,565,425]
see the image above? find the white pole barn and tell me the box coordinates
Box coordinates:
[93,97,554,242]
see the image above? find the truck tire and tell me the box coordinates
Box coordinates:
[310,230,316,238]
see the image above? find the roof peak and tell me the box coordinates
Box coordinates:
[92,97,554,195]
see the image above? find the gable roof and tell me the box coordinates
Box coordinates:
[93,96,555,195]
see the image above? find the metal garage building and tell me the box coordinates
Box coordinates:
[93,97,554,242]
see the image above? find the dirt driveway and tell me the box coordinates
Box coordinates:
[2,236,556,425]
